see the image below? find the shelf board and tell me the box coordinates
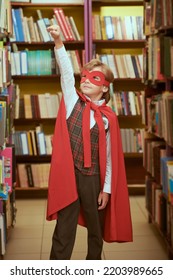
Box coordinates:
[12,41,85,50]
[92,1,144,7]
[118,115,145,127]
[14,118,56,125]
[118,115,142,120]
[11,2,84,7]
[15,185,145,199]
[16,155,51,163]
[93,39,146,48]
[15,188,48,199]
[12,74,82,79]
[12,76,144,87]
[124,153,143,158]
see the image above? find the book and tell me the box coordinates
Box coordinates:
[11,8,20,41]
[161,157,173,197]
[13,8,25,42]
[25,164,34,187]
[37,132,47,155]
[0,101,6,146]
[68,16,81,41]
[167,162,173,204]
[104,16,114,40]
[53,8,74,41]
[27,16,37,42]
[0,145,15,193]
[20,131,29,155]
[37,19,51,42]
[20,50,28,75]
[36,9,52,42]
[0,214,6,255]
[17,164,29,188]
[24,94,32,118]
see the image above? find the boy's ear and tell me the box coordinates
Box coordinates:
[103,86,108,92]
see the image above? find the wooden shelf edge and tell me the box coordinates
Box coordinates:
[11,2,84,7]
[92,1,144,7]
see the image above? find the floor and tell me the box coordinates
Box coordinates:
[3,195,169,260]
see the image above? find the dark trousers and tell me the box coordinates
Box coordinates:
[50,169,105,260]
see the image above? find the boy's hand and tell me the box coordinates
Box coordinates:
[47,25,61,40]
[98,192,109,210]
[47,25,63,48]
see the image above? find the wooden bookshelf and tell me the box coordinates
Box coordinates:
[0,0,16,259]
[11,1,147,198]
[10,1,86,198]
[143,0,173,259]
[90,0,146,188]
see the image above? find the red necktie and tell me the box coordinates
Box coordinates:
[77,90,107,187]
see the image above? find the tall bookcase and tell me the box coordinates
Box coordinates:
[11,0,147,198]
[89,0,146,189]
[10,1,86,198]
[0,0,16,258]
[143,0,173,259]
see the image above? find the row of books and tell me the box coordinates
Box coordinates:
[0,43,11,88]
[144,0,173,35]
[143,136,166,181]
[120,128,144,154]
[161,157,173,203]
[0,145,15,199]
[0,84,17,147]
[12,126,53,156]
[16,163,51,188]
[145,176,173,247]
[0,0,11,34]
[109,91,143,116]
[147,35,173,81]
[92,15,145,41]
[11,49,82,76]
[0,195,15,256]
[0,100,7,147]
[15,92,62,119]
[96,53,143,79]
[0,213,6,255]
[145,92,173,147]
[11,7,81,43]
[144,135,173,203]
[12,126,144,157]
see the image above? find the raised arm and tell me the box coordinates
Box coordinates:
[47,25,78,116]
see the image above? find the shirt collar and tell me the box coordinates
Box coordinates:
[84,94,105,106]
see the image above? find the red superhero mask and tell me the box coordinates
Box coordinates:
[80,69,110,87]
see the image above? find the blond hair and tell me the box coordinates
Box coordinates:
[82,59,114,103]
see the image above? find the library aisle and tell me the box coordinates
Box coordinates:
[3,195,168,260]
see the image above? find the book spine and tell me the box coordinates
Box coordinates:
[53,8,70,41]
[25,164,34,187]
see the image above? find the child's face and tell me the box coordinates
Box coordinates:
[80,67,108,101]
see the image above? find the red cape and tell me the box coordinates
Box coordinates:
[47,96,133,242]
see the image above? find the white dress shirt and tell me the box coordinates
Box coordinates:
[54,46,112,193]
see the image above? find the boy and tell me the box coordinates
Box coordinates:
[46,25,132,260]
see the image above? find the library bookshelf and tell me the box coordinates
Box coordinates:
[0,0,16,258]
[11,0,147,199]
[90,0,146,188]
[10,1,86,198]
[143,0,173,259]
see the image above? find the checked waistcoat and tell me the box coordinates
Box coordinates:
[66,99,100,175]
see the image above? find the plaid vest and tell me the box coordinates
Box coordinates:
[67,99,100,175]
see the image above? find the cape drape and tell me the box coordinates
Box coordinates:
[47,95,133,242]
